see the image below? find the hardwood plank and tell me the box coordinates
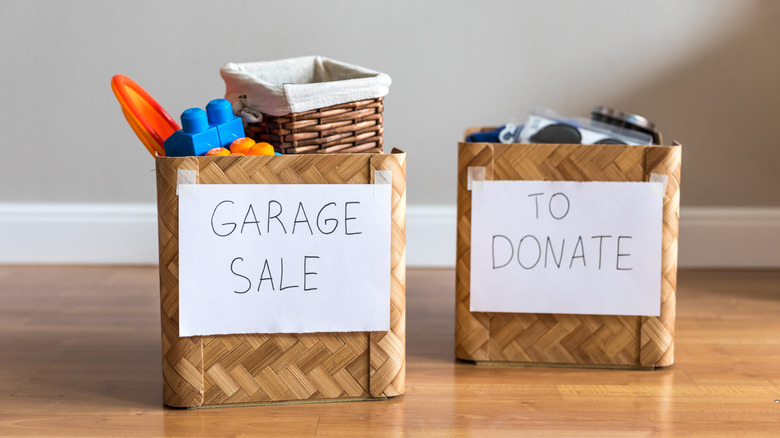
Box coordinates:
[0,266,779,436]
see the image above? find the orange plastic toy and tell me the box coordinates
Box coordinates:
[247,142,276,155]
[230,137,256,155]
[205,147,230,156]
[111,75,180,157]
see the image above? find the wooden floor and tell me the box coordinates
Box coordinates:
[1,266,779,436]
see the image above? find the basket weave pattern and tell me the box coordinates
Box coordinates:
[245,98,384,154]
[156,151,406,407]
[455,140,681,368]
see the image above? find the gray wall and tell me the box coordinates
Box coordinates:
[2,0,779,207]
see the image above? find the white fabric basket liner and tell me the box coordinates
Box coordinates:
[220,56,391,120]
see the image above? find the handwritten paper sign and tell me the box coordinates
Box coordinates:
[470,180,663,316]
[178,183,391,337]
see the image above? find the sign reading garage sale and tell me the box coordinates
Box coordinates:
[177,183,391,337]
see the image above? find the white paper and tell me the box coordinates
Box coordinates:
[178,183,391,336]
[470,180,663,316]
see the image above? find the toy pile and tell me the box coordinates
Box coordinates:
[112,56,391,157]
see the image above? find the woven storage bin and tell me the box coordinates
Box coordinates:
[455,128,681,369]
[155,150,406,407]
[245,97,384,154]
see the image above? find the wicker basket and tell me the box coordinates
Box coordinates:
[245,97,384,154]
[155,150,406,407]
[221,56,389,155]
[455,128,681,369]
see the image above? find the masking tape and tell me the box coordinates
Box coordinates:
[177,169,197,196]
[374,169,392,196]
[468,167,485,191]
[648,173,668,197]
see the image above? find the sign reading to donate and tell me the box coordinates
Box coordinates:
[178,183,391,337]
[470,180,664,316]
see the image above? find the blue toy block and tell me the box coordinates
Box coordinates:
[163,108,221,157]
[206,99,245,148]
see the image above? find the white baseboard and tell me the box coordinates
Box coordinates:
[0,203,159,265]
[1,203,779,268]
[677,207,780,268]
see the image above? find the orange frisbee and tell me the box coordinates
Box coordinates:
[111,74,179,157]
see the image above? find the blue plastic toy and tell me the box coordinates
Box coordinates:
[163,99,246,156]
[163,108,221,157]
[206,99,244,148]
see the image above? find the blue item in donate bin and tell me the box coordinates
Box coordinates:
[164,99,246,156]
[206,99,244,148]
[466,125,505,143]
